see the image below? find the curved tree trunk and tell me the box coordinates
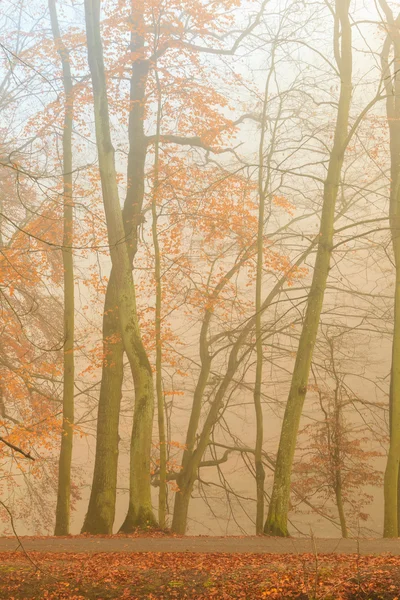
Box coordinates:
[264,0,352,537]
[50,0,75,537]
[82,0,151,534]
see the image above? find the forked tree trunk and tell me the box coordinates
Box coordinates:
[50,0,75,537]
[264,0,352,537]
[82,0,151,534]
[84,0,155,532]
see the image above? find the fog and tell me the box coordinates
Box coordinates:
[0,0,397,542]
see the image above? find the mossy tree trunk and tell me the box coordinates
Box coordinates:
[50,0,75,537]
[81,275,123,534]
[84,0,155,533]
[82,0,151,534]
[264,0,352,537]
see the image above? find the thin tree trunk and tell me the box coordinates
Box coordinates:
[82,0,151,534]
[253,48,277,534]
[378,3,400,536]
[264,0,352,537]
[253,77,268,536]
[330,340,348,539]
[151,68,167,529]
[50,0,75,537]
[84,0,156,532]
[332,388,347,538]
[334,477,348,538]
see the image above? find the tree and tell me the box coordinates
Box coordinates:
[49,0,75,537]
[84,0,156,530]
[294,334,382,538]
[378,0,400,538]
[264,0,353,537]
[82,0,152,535]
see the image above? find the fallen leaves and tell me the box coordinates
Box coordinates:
[0,551,400,599]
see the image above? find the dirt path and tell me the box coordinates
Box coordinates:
[0,536,399,555]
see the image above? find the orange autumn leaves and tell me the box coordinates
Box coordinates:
[0,162,63,507]
[1,551,400,599]
[0,0,309,530]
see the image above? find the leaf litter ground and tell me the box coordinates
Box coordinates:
[1,550,400,599]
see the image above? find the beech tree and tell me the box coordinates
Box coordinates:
[264,0,354,537]
[49,0,75,537]
[83,0,157,531]
[378,0,400,538]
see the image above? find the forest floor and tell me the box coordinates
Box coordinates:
[1,536,400,598]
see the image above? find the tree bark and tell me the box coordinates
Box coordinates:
[253,49,278,534]
[81,276,123,534]
[82,0,151,534]
[334,478,348,538]
[151,68,167,529]
[49,0,75,537]
[264,0,352,537]
[84,0,155,533]
[379,5,400,537]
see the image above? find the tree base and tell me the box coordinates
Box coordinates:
[263,518,289,537]
[119,506,158,533]
[81,513,113,535]
[54,524,69,537]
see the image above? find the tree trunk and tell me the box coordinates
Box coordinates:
[264,0,352,537]
[374,7,400,537]
[172,480,193,535]
[50,0,75,537]
[254,129,266,534]
[332,389,347,538]
[334,480,348,538]
[84,0,155,532]
[82,0,151,534]
[379,4,400,536]
[152,71,167,529]
[253,50,278,534]
[384,193,400,537]
[81,275,123,534]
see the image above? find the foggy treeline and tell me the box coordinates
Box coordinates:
[0,0,398,540]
